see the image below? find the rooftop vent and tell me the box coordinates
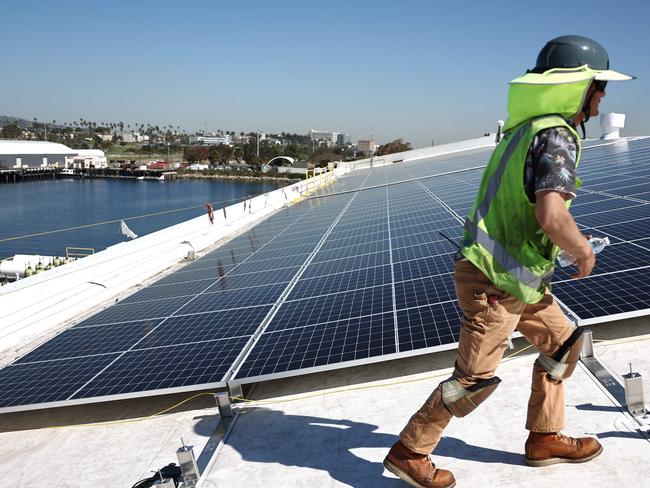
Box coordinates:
[600,112,626,140]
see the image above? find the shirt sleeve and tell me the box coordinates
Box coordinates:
[525,127,578,202]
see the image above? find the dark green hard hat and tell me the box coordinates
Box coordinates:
[533,35,609,72]
[530,35,633,81]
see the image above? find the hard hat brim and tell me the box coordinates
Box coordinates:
[593,69,636,81]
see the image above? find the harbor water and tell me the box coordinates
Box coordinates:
[0,178,283,259]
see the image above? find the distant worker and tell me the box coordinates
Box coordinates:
[206,202,214,224]
[384,35,634,488]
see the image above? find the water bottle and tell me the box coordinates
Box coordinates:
[557,236,610,267]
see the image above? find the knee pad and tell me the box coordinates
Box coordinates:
[536,327,585,381]
[441,376,501,417]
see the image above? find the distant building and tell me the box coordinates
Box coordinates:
[310,129,349,147]
[147,161,169,170]
[357,140,376,155]
[66,149,108,169]
[188,163,210,171]
[337,133,351,146]
[113,131,148,143]
[116,131,137,143]
[190,135,232,146]
[0,140,76,169]
[262,137,282,146]
[310,129,337,147]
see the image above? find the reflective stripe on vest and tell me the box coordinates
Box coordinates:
[473,123,530,222]
[463,219,552,289]
[463,121,552,290]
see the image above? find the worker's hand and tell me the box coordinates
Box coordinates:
[571,237,595,279]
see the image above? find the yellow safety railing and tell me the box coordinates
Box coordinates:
[304,164,336,197]
[65,246,95,259]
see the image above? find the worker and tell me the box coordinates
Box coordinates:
[384,35,634,488]
[206,202,214,224]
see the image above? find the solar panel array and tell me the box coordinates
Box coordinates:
[1,138,649,411]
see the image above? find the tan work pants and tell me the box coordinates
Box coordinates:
[400,259,574,454]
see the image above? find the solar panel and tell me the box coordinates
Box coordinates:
[3,136,650,412]
[232,137,650,383]
[552,137,650,323]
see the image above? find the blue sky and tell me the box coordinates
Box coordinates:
[2,0,648,147]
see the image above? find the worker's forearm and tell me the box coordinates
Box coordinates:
[541,210,591,259]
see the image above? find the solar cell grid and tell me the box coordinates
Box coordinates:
[392,240,459,262]
[246,247,313,262]
[122,279,214,303]
[552,267,650,322]
[70,337,250,400]
[302,251,390,278]
[290,265,392,300]
[552,242,650,282]
[172,285,283,314]
[327,217,387,233]
[232,251,311,266]
[393,254,456,282]
[15,320,158,364]
[226,255,309,275]
[267,285,393,332]
[390,203,451,218]
[395,274,456,309]
[320,231,389,250]
[314,240,388,261]
[392,217,461,235]
[570,197,638,217]
[584,176,642,192]
[147,266,227,286]
[618,168,650,179]
[606,183,650,198]
[632,238,650,249]
[587,216,650,242]
[0,354,121,408]
[182,250,251,270]
[572,191,612,205]
[235,312,396,379]
[252,241,318,255]
[208,266,301,290]
[392,226,463,250]
[149,306,271,346]
[77,296,190,327]
[397,302,461,352]
[575,204,650,227]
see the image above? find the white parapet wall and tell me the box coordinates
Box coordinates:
[338,134,496,173]
[0,173,331,363]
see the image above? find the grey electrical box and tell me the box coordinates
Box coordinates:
[623,370,645,416]
[177,443,200,484]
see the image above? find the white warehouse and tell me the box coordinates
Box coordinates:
[0,140,107,169]
[0,140,77,169]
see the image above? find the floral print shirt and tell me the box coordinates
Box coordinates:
[524,127,579,203]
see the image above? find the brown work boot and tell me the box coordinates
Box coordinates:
[384,441,456,488]
[525,432,603,467]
